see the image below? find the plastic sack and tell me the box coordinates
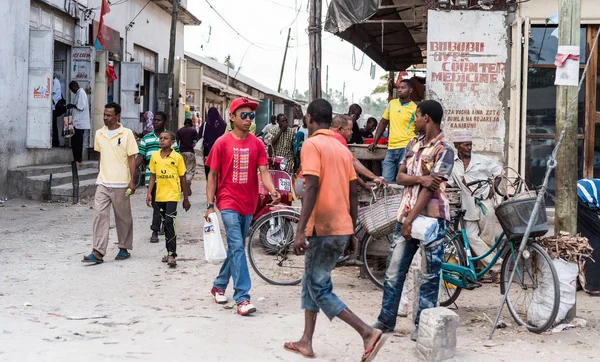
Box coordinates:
[203,213,226,264]
[527,258,577,326]
[411,215,440,245]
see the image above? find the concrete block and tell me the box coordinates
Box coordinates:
[415,307,459,362]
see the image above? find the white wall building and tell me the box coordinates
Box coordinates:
[1,0,200,198]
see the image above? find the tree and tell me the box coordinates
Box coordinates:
[372,72,395,95]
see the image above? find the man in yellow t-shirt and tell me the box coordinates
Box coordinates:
[146,131,191,267]
[368,79,418,182]
[83,102,139,264]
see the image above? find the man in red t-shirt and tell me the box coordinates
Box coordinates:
[204,97,281,316]
[204,98,281,315]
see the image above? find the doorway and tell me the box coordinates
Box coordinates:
[143,69,155,113]
[53,40,71,148]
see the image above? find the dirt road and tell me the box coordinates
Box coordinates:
[0,178,598,361]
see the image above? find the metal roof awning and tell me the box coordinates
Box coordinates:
[324,0,427,71]
[203,76,261,102]
[152,0,202,25]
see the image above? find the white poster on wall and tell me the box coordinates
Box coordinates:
[426,10,508,159]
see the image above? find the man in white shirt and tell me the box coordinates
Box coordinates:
[67,81,91,165]
[450,130,503,282]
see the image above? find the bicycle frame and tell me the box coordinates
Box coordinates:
[442,227,508,289]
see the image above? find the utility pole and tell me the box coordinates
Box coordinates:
[308,0,322,101]
[555,0,580,235]
[167,0,180,127]
[555,0,580,321]
[342,82,345,100]
[277,28,291,93]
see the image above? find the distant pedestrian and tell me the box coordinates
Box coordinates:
[264,113,295,174]
[67,81,91,166]
[361,117,378,139]
[52,76,64,148]
[373,100,454,341]
[204,97,281,316]
[176,118,199,195]
[257,115,277,138]
[347,103,364,144]
[198,107,227,179]
[146,130,191,268]
[82,102,138,264]
[137,111,180,244]
[368,79,417,182]
[284,98,387,361]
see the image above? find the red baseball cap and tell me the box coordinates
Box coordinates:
[229,97,259,115]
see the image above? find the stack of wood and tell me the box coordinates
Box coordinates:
[538,231,594,263]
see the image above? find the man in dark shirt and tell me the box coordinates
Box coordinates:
[347,103,364,144]
[176,119,199,195]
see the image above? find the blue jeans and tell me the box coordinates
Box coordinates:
[377,221,445,330]
[382,148,406,182]
[213,210,253,303]
[301,235,349,320]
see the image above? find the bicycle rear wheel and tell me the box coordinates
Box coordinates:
[361,232,393,289]
[501,241,560,333]
[439,231,467,307]
[246,210,304,286]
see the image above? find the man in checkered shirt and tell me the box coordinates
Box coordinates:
[264,113,295,174]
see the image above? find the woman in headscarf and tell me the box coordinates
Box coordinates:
[199,107,227,179]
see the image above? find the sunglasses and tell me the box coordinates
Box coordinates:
[239,112,255,121]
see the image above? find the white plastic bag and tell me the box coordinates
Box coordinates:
[527,257,577,326]
[203,213,226,264]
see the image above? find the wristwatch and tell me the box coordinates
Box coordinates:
[206,203,214,209]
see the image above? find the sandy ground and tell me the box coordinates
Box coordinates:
[1,175,599,362]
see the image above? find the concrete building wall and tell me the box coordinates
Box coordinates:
[100,0,185,71]
[519,0,600,23]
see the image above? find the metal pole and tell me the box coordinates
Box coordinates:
[278,28,292,93]
[167,0,180,125]
[308,0,322,101]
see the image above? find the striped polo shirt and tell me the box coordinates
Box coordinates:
[577,179,600,210]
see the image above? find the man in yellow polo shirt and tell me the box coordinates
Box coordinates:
[146,131,190,267]
[368,79,417,182]
[83,102,139,264]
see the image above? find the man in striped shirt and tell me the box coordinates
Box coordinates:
[136,111,180,243]
[373,100,454,341]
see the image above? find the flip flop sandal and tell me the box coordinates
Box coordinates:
[283,342,316,359]
[150,235,159,243]
[167,256,177,267]
[115,251,131,260]
[161,255,169,263]
[82,253,104,264]
[361,332,388,362]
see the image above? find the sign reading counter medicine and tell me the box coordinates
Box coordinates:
[426,10,508,158]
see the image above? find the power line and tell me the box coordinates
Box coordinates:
[204,0,282,51]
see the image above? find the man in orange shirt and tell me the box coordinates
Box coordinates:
[283,99,387,361]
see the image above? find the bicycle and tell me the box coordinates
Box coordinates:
[440,178,560,333]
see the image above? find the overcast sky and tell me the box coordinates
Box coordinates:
[184,0,386,104]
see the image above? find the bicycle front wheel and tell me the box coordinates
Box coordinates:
[501,241,560,333]
[439,231,467,307]
[247,210,304,286]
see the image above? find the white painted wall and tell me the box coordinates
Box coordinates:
[98,0,185,71]
[426,10,509,162]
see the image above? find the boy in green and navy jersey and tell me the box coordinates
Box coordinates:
[136,111,179,243]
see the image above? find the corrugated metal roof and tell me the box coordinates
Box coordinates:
[202,76,260,101]
[185,52,299,105]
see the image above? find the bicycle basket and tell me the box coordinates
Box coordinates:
[357,189,403,238]
[495,191,548,241]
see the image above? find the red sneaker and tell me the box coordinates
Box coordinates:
[210,286,228,304]
[237,300,256,316]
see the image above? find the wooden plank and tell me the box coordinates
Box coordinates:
[349,144,387,160]
[583,25,599,178]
